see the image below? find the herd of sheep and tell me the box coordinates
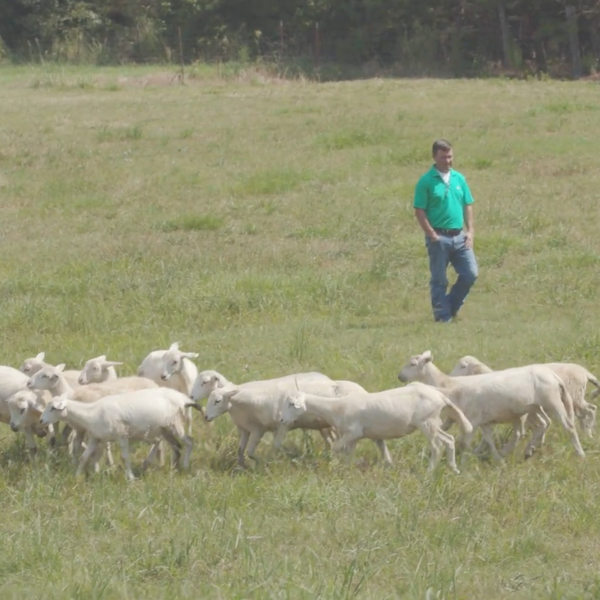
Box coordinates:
[1,342,599,480]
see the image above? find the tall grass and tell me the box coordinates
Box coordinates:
[0,66,599,597]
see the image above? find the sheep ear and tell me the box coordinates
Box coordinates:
[55,363,66,372]
[35,352,45,361]
[95,355,107,361]
[202,375,212,384]
[53,399,67,411]
[183,352,199,360]
[590,404,597,412]
[169,342,180,351]
[104,361,123,368]
[222,386,240,399]
[421,350,433,363]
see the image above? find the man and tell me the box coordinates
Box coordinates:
[413,139,478,323]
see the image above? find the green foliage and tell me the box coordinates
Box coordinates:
[0,0,598,76]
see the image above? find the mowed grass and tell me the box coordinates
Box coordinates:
[0,64,600,598]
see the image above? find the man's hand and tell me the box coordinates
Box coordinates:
[429,232,441,243]
[464,231,474,249]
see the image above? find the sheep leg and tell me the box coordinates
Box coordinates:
[480,424,504,462]
[374,440,393,465]
[524,411,550,458]
[237,430,250,468]
[272,425,288,451]
[91,443,105,473]
[142,441,162,471]
[332,433,359,463]
[24,428,37,457]
[181,435,193,469]
[553,408,585,458]
[76,437,99,477]
[72,430,86,464]
[245,430,264,464]
[104,442,114,467]
[319,428,336,449]
[437,429,459,474]
[118,437,136,481]
[160,428,183,469]
[187,406,193,437]
[500,416,527,457]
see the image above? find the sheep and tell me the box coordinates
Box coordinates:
[279,383,473,474]
[191,369,349,449]
[19,352,81,389]
[203,375,387,468]
[397,350,585,462]
[27,363,159,464]
[137,342,199,435]
[5,390,54,454]
[39,387,202,481]
[450,355,600,437]
[78,355,123,385]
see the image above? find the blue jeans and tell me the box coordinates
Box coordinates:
[425,232,478,322]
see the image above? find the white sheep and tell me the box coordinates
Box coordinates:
[27,363,159,464]
[202,375,383,468]
[280,383,473,474]
[191,369,350,449]
[137,342,199,435]
[78,355,123,385]
[450,355,599,436]
[19,352,81,389]
[39,387,202,481]
[6,390,54,454]
[397,350,585,462]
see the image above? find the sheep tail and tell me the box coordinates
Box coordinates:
[442,397,473,436]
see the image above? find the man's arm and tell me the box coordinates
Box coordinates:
[463,204,474,249]
[415,208,440,242]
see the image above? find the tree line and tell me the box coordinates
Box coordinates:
[0,1,599,78]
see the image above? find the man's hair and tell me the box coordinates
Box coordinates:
[432,139,452,156]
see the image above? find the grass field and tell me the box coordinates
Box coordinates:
[1,63,600,599]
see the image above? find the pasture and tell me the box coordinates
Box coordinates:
[0,64,600,598]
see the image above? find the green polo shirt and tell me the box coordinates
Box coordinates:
[413,166,474,229]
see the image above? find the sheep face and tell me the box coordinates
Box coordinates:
[205,387,238,422]
[20,352,46,375]
[280,392,307,425]
[398,351,433,383]
[7,391,46,433]
[191,371,225,402]
[78,355,122,385]
[27,364,65,391]
[40,397,68,426]
[161,343,199,381]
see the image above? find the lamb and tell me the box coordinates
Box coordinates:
[202,374,375,467]
[397,350,585,462]
[279,383,473,474]
[78,355,123,385]
[191,369,360,449]
[39,387,202,481]
[450,355,599,437]
[19,352,81,389]
[6,390,54,454]
[27,363,159,462]
[137,342,199,435]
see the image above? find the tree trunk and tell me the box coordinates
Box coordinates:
[566,5,582,79]
[498,0,512,68]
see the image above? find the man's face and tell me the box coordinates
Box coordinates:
[434,149,453,173]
